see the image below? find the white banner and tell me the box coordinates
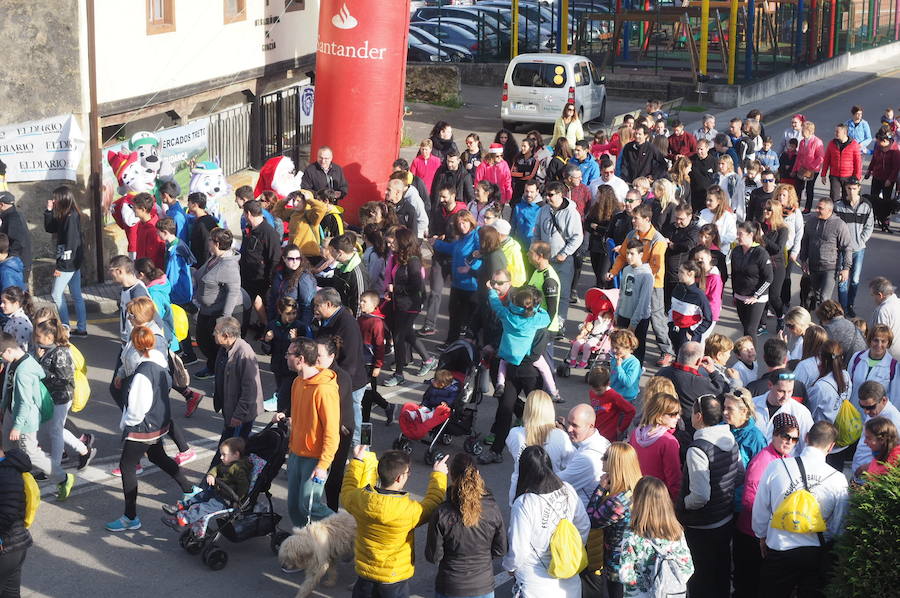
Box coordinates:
[0,114,86,182]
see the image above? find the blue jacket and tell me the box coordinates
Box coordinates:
[433,229,481,291]
[267,268,317,335]
[0,257,24,292]
[511,201,542,250]
[611,354,642,402]
[167,202,190,245]
[165,239,196,305]
[488,289,550,365]
[569,153,600,185]
[147,276,180,352]
[422,380,460,409]
[846,118,873,154]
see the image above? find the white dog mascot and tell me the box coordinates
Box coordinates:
[189,160,231,227]
[107,149,157,257]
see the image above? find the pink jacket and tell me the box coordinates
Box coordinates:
[410,154,442,194]
[475,160,513,204]
[792,135,824,175]
[630,426,682,501]
[738,444,786,535]
[705,268,723,320]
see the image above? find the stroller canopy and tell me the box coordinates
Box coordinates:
[584,288,619,322]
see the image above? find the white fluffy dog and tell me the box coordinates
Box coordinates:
[278,510,357,598]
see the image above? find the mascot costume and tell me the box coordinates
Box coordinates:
[129,131,178,210]
[107,150,157,257]
[189,161,230,228]
[254,155,303,200]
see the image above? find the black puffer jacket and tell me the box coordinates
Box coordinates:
[0,448,33,554]
[425,491,507,597]
[391,255,425,313]
[730,244,773,298]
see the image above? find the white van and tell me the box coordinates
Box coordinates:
[500,53,607,128]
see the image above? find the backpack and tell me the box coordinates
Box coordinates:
[22,471,40,528]
[834,398,863,447]
[849,351,898,383]
[538,494,588,579]
[37,383,54,424]
[70,343,91,413]
[649,541,689,598]
[770,458,827,535]
[171,304,189,342]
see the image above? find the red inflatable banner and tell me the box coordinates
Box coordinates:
[311,0,411,225]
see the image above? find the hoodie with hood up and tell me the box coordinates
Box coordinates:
[0,448,33,554]
[630,425,682,500]
[165,238,196,305]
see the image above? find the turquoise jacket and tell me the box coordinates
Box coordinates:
[611,355,642,402]
[433,228,482,291]
[0,355,47,435]
[488,289,550,365]
[147,276,180,352]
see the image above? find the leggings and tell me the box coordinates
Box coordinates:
[497,356,557,395]
[735,299,767,347]
[167,420,189,454]
[362,375,389,422]
[196,313,220,371]
[871,178,896,223]
[590,251,612,289]
[323,432,352,512]
[392,309,429,375]
[120,437,191,519]
[0,547,26,598]
[781,260,796,309]
[795,176,818,211]
[572,254,585,296]
[490,363,540,455]
[569,337,602,364]
[768,264,786,319]
[447,288,477,343]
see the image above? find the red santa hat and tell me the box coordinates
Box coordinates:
[107,150,139,185]
[254,155,288,199]
[488,143,504,155]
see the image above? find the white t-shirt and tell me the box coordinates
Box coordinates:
[505,427,574,506]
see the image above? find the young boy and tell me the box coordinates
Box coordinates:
[588,365,636,442]
[155,217,197,364]
[778,137,799,185]
[159,181,189,244]
[263,297,303,390]
[615,239,654,365]
[0,233,24,292]
[358,291,396,424]
[341,446,448,598]
[0,332,75,499]
[162,436,252,535]
[731,335,758,386]
[108,255,153,344]
[320,232,369,317]
[756,137,779,171]
[704,333,743,390]
[132,192,165,270]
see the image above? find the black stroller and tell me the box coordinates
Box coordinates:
[392,338,486,464]
[178,421,288,570]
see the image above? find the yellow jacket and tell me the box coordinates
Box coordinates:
[500,237,527,287]
[608,225,667,288]
[341,458,447,583]
[272,191,329,257]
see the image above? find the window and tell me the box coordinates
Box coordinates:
[285,0,305,11]
[147,0,175,35]
[511,63,566,88]
[576,63,590,87]
[224,0,246,23]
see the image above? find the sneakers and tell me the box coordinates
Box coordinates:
[57,473,76,500]
[482,433,496,445]
[70,329,88,337]
[384,403,396,426]
[493,384,505,398]
[81,433,95,450]
[174,448,196,466]
[281,566,304,574]
[846,305,857,318]
[112,464,144,477]
[656,353,675,367]
[757,324,768,335]
[162,502,183,515]
[577,360,588,369]
[417,326,437,337]
[33,472,48,482]
[416,357,438,378]
[477,450,503,464]
[382,374,405,387]
[184,390,203,417]
[182,485,203,503]
[180,354,199,366]
[554,332,566,342]
[552,392,565,403]
[566,358,577,367]
[105,515,142,532]
[77,448,97,471]
[160,515,183,531]
[194,368,215,380]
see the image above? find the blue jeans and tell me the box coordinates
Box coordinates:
[436,593,494,598]
[352,386,365,446]
[51,269,87,332]
[287,453,334,527]
[838,249,865,310]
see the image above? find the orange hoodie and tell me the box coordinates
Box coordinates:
[608,225,667,288]
[289,368,341,470]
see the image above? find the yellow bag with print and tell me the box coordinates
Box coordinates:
[542,494,588,579]
[70,344,91,413]
[834,399,862,447]
[23,472,40,528]
[771,458,827,534]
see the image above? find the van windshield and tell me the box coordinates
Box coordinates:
[511,63,567,88]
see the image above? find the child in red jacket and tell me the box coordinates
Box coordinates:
[588,365,636,442]
[358,291,395,424]
[133,193,165,269]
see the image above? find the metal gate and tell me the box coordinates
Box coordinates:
[208,103,252,176]
[256,85,312,169]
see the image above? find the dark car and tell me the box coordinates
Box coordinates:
[409,27,475,61]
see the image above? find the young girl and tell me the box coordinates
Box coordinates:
[862,416,900,477]
[761,198,790,334]
[792,324,828,387]
[628,390,682,500]
[422,369,460,410]
[588,366,636,442]
[669,156,693,207]
[698,186,737,258]
[609,329,642,404]
[1,286,33,351]
[778,137,799,185]
[34,319,96,473]
[461,133,483,174]
[617,477,694,598]
[692,248,723,338]
[696,224,729,285]
[731,336,758,386]
[590,130,615,161]
[468,181,500,225]
[510,138,539,200]
[567,309,614,368]
[717,154,746,221]
[807,340,852,469]
[263,297,302,391]
[667,262,712,352]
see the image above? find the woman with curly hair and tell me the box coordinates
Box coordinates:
[426,453,506,598]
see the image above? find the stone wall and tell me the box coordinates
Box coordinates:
[405,64,462,104]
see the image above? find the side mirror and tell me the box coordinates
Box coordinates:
[599,75,606,84]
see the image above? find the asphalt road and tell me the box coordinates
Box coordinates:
[21,67,900,598]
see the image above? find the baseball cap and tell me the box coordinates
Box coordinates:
[0,192,15,205]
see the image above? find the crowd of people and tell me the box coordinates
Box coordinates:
[2,102,900,598]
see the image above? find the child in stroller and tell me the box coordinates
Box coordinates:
[559,288,619,378]
[398,370,459,441]
[161,437,252,534]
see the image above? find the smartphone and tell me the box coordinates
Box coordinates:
[359,422,373,446]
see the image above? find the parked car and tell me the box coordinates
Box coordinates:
[409,27,475,61]
[412,21,481,52]
[408,41,453,62]
[500,53,607,128]
[412,6,523,45]
[421,17,505,58]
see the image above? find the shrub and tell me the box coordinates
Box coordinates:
[827,464,900,597]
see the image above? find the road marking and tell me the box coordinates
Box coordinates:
[768,67,900,126]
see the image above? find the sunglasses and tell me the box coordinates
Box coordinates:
[779,432,800,443]
[285,256,302,262]
[859,402,881,412]
[762,178,775,183]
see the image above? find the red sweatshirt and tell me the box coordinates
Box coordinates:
[629,425,682,500]
[590,387,636,441]
[357,309,386,369]
[820,138,862,179]
[135,213,165,269]
[667,131,698,160]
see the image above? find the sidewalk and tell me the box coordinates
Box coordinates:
[37,281,121,316]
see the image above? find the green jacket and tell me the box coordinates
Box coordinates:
[0,355,47,435]
[208,458,252,500]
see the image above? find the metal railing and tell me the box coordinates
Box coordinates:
[208,104,252,177]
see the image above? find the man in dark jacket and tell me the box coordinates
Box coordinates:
[319,233,370,318]
[0,192,32,281]
[314,288,369,444]
[386,178,420,238]
[430,151,474,207]
[240,200,282,335]
[187,192,218,267]
[394,158,430,211]
[799,198,852,309]
[746,169,776,223]
[301,146,348,200]
[656,342,728,438]
[621,125,668,183]
[690,140,719,213]
[663,204,700,309]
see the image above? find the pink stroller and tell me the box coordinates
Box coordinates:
[557,288,619,381]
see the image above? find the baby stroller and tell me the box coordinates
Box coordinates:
[557,287,618,382]
[178,421,289,570]
[392,338,485,464]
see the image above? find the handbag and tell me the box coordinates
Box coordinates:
[169,350,190,389]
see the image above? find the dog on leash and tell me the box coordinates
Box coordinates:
[278,510,357,598]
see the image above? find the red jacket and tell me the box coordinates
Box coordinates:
[590,387,636,441]
[135,213,165,269]
[821,138,862,179]
[867,143,900,182]
[357,309,386,369]
[474,160,513,204]
[629,425,682,500]
[667,131,698,160]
